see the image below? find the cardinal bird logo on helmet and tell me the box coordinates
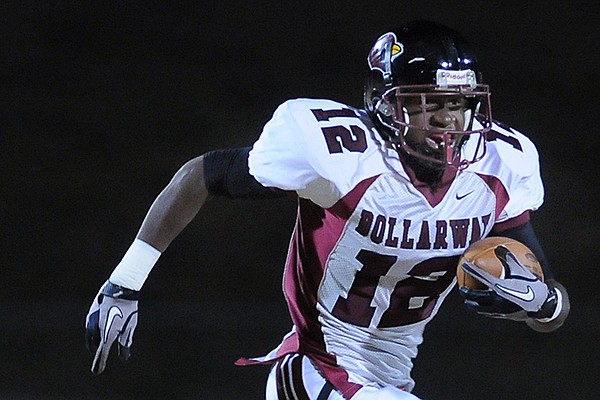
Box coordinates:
[367,32,404,74]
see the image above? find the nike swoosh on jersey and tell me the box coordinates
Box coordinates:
[494,284,535,302]
[103,306,123,342]
[456,191,474,200]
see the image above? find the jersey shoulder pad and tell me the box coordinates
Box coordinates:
[249,98,387,205]
[467,119,544,220]
[485,120,540,175]
[468,119,540,177]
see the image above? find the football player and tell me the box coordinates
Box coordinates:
[85,20,570,399]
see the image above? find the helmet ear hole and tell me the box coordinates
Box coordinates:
[376,101,392,117]
[364,70,385,114]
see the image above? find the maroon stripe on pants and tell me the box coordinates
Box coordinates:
[290,355,311,400]
[275,358,289,399]
[275,354,312,400]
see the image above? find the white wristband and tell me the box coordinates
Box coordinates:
[109,239,162,291]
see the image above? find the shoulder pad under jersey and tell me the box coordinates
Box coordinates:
[465,119,545,221]
[249,98,390,206]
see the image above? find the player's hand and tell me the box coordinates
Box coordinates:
[85,281,140,375]
[458,286,528,320]
[459,245,549,313]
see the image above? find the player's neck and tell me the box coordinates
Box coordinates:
[399,151,457,192]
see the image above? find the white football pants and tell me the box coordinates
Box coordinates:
[265,353,422,400]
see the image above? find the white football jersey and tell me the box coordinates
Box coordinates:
[243,98,544,396]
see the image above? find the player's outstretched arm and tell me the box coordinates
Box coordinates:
[85,147,284,374]
[137,154,211,252]
[85,153,211,374]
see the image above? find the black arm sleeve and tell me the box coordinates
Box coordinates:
[203,147,286,199]
[490,221,554,281]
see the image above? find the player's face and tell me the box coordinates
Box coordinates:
[402,94,467,163]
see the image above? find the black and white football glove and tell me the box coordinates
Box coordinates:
[459,246,564,329]
[85,281,140,374]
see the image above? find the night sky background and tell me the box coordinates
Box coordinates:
[2,1,599,399]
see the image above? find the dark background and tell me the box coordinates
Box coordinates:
[2,1,598,399]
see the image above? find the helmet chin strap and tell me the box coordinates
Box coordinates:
[464,109,473,129]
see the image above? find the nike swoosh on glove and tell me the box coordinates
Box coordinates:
[85,281,140,375]
[460,245,549,313]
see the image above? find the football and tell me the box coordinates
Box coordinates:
[456,236,544,290]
